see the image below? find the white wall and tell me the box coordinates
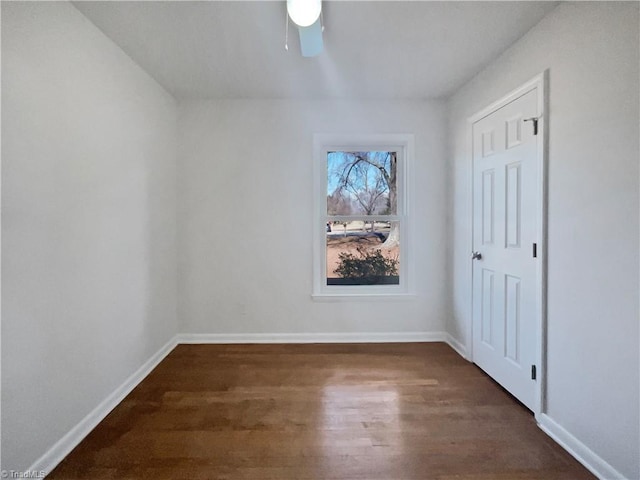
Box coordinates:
[448,2,639,478]
[177,100,447,336]
[1,2,177,472]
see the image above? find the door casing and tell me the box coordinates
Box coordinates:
[467,71,548,419]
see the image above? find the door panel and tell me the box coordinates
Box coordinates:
[505,274,521,364]
[472,88,538,410]
[505,162,521,248]
[481,268,494,347]
[481,169,495,245]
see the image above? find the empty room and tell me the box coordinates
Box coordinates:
[1,1,638,479]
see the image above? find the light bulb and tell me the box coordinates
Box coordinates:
[287,0,321,27]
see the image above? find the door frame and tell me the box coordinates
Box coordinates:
[466,71,549,419]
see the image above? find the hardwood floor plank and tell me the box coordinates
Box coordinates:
[48,343,595,479]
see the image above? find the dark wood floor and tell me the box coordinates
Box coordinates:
[49,343,595,479]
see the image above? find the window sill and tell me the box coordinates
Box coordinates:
[311,293,417,302]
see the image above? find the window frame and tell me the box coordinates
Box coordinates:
[312,134,415,299]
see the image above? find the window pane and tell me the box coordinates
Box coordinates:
[327,151,397,215]
[326,221,400,286]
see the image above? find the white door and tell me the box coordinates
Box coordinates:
[472,88,540,410]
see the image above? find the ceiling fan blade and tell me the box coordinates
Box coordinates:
[298,17,323,57]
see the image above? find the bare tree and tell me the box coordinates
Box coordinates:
[327,191,352,216]
[332,151,399,248]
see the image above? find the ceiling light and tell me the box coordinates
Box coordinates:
[287,0,321,27]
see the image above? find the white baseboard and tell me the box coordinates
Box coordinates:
[28,336,178,477]
[445,333,468,359]
[176,331,449,344]
[538,413,628,480]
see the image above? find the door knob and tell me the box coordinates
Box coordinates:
[472,251,482,260]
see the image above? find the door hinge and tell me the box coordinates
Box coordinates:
[531,365,537,380]
[532,243,537,258]
[524,116,540,135]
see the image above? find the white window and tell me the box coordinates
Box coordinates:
[313,134,414,298]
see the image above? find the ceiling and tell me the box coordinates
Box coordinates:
[73,1,559,100]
